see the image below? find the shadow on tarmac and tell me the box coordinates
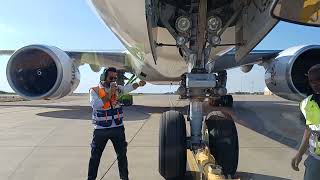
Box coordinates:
[235,172,291,180]
[0,104,188,121]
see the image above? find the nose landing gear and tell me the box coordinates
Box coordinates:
[154,0,239,179]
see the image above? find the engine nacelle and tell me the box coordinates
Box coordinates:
[265,45,320,101]
[6,45,80,100]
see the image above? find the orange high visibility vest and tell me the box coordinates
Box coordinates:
[91,86,117,109]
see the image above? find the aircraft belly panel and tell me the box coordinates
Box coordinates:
[90,0,240,81]
[90,0,186,79]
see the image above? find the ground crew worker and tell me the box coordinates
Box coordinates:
[291,64,320,180]
[87,67,146,180]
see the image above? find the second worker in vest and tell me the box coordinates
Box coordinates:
[291,64,320,180]
[87,67,146,180]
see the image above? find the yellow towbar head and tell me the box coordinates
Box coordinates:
[195,147,240,180]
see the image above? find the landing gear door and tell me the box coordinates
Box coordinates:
[235,0,279,62]
[146,0,159,64]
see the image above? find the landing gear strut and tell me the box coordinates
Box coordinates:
[154,0,239,179]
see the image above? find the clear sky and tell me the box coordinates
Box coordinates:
[1,0,320,93]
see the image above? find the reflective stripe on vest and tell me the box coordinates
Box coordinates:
[301,95,320,156]
[92,107,124,128]
[91,86,124,128]
[91,86,117,110]
[309,135,320,155]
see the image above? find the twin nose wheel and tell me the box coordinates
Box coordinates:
[158,110,239,179]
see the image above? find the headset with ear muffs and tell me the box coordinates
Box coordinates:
[100,68,108,81]
[100,67,118,82]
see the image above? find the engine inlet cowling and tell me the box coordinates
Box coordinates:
[6,45,80,100]
[265,45,320,101]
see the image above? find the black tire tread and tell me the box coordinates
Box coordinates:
[205,111,238,176]
[159,110,186,179]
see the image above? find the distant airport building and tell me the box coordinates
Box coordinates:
[264,87,273,95]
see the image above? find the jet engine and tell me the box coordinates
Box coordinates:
[265,45,320,101]
[6,45,80,100]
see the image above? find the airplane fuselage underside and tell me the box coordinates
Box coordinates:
[90,0,277,83]
[90,0,239,82]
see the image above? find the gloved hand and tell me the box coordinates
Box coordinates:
[138,80,146,87]
[132,83,139,89]
[132,80,146,89]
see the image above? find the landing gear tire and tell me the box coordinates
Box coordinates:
[209,95,233,107]
[159,110,187,180]
[205,111,239,177]
[220,95,233,107]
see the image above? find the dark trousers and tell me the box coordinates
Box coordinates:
[87,126,129,180]
[304,155,320,180]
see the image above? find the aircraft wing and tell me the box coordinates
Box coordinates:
[208,49,282,72]
[0,48,132,73]
[67,50,130,72]
[0,50,15,56]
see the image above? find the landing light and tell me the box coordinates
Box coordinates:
[210,36,221,45]
[176,36,186,46]
[175,16,191,33]
[207,16,222,32]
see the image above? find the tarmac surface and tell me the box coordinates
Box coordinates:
[0,95,306,180]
